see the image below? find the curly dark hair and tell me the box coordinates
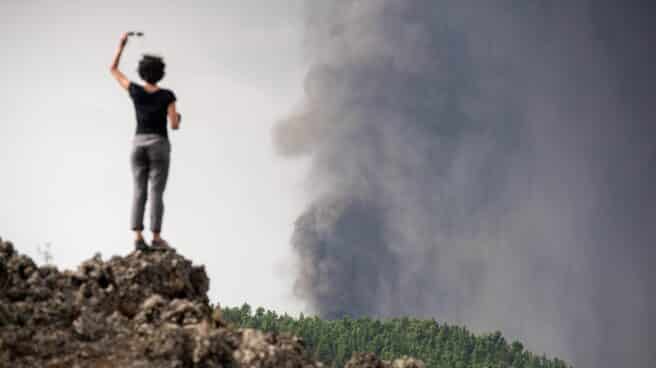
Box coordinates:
[138,54,165,84]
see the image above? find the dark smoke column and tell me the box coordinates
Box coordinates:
[275,1,656,367]
[291,197,400,318]
[276,1,522,319]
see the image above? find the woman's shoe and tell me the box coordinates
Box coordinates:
[151,238,172,251]
[134,239,148,252]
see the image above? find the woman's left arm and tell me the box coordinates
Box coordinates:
[110,33,130,90]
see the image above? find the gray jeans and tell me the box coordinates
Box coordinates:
[130,134,171,233]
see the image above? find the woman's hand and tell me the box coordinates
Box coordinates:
[119,32,129,49]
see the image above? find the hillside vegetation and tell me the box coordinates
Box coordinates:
[223,304,571,368]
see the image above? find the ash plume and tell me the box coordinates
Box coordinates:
[274,1,656,367]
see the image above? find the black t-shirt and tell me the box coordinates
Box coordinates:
[128,82,177,138]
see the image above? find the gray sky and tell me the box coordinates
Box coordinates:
[0,0,310,314]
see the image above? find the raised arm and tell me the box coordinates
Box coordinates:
[109,33,130,90]
[168,102,181,130]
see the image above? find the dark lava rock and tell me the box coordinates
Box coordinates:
[345,353,425,368]
[0,238,321,368]
[0,238,420,368]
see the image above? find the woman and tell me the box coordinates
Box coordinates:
[109,32,181,251]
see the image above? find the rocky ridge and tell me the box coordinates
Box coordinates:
[0,238,424,368]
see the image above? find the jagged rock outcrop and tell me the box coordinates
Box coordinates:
[0,237,423,368]
[0,237,320,367]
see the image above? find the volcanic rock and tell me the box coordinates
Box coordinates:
[345,353,425,368]
[0,238,321,367]
[0,237,421,367]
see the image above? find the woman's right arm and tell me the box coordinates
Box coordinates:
[109,33,130,90]
[168,102,181,130]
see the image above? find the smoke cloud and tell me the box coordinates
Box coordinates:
[274,2,655,367]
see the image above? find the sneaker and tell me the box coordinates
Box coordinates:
[151,238,172,251]
[134,239,148,252]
